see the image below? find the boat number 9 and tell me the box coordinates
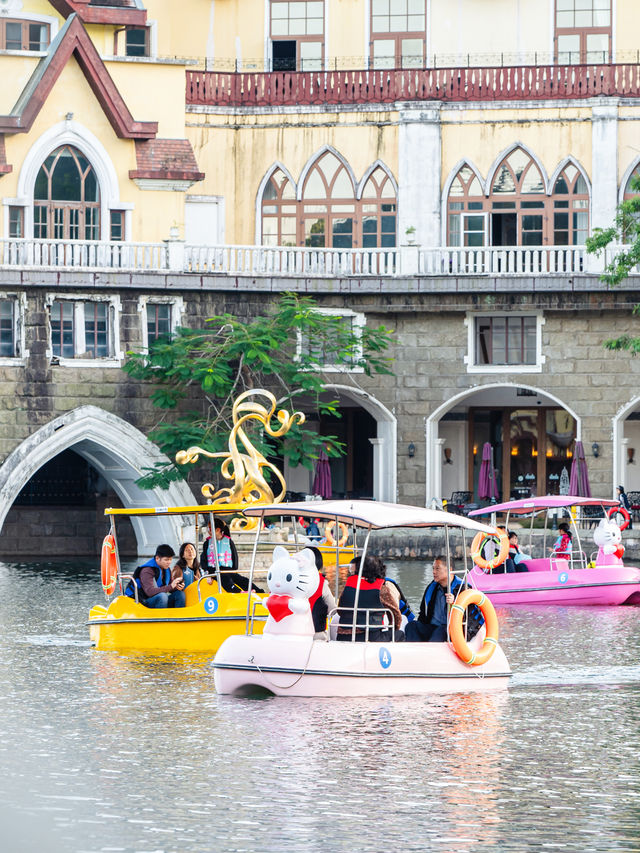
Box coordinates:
[558,572,569,584]
[204,597,219,614]
[379,648,392,669]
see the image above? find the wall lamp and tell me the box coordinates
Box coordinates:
[408,442,415,458]
[592,442,600,458]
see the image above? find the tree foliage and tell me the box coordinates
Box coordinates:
[125,293,394,489]
[586,173,640,353]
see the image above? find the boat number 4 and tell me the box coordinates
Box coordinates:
[204,597,219,614]
[378,648,392,669]
[558,572,569,584]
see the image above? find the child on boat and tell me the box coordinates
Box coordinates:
[201,517,263,593]
[550,522,573,560]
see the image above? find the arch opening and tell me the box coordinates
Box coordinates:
[282,385,396,503]
[426,383,582,506]
[0,407,196,558]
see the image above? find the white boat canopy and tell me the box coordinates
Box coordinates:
[243,499,498,534]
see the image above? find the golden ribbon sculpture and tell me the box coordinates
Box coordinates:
[175,390,305,531]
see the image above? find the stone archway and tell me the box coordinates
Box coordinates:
[0,406,196,555]
[612,397,640,500]
[425,382,581,505]
[283,385,397,503]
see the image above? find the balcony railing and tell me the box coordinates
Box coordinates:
[0,238,168,271]
[0,238,633,278]
[186,62,640,107]
[184,244,398,276]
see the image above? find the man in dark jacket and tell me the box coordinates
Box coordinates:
[125,544,185,608]
[405,556,483,642]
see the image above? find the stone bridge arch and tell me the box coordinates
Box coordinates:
[0,406,196,555]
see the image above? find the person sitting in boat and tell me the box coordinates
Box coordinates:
[299,516,324,543]
[201,517,263,593]
[346,556,415,626]
[550,522,573,560]
[337,555,405,642]
[307,546,337,640]
[617,485,633,530]
[405,556,483,643]
[173,542,201,588]
[124,544,185,608]
[500,530,529,574]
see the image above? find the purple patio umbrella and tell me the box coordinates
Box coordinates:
[312,448,332,499]
[569,439,591,497]
[478,442,499,500]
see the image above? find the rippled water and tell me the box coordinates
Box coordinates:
[1,559,640,853]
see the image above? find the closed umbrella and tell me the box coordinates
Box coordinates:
[569,440,591,497]
[312,448,332,499]
[478,442,499,501]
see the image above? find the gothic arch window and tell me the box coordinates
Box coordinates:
[447,149,590,247]
[262,168,297,246]
[623,165,640,201]
[260,154,397,249]
[361,167,397,248]
[33,146,100,240]
[552,163,589,245]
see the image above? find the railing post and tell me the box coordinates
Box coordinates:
[399,244,420,276]
[164,227,185,271]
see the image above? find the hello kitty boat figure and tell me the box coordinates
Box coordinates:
[467,496,640,606]
[213,500,511,697]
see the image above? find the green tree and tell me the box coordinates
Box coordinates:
[586,173,640,353]
[125,292,394,489]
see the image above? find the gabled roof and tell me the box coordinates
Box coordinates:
[0,15,157,139]
[48,0,147,26]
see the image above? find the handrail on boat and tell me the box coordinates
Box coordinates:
[331,606,397,642]
[119,573,138,603]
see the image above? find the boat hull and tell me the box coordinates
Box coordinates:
[88,584,267,652]
[213,631,511,697]
[468,562,640,606]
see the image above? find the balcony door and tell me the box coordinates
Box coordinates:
[33,145,100,241]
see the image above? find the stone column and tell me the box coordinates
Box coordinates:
[369,438,384,502]
[398,103,442,248]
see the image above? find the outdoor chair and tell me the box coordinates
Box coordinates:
[579,504,605,530]
[446,491,472,515]
[627,492,640,523]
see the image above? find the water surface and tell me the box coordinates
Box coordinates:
[1,559,639,852]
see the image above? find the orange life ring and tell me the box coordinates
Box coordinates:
[608,505,630,531]
[449,589,499,666]
[471,527,509,572]
[101,533,118,596]
[325,521,349,547]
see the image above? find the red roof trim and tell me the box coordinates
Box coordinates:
[0,15,157,140]
[48,1,147,26]
[128,139,205,183]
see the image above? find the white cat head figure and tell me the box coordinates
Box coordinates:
[267,545,320,599]
[593,518,622,555]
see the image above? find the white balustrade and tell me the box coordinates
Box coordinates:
[0,238,604,277]
[0,238,168,271]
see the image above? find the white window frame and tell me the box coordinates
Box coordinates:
[464,311,545,374]
[137,294,184,353]
[296,307,365,373]
[45,292,123,367]
[0,291,27,365]
[0,11,58,56]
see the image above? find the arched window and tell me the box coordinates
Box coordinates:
[262,168,297,246]
[33,146,100,241]
[623,165,640,201]
[361,167,396,248]
[552,164,589,245]
[260,154,397,249]
[446,149,590,247]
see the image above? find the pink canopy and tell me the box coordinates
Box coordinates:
[469,495,618,516]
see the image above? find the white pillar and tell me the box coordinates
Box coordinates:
[591,100,619,233]
[398,103,442,248]
[369,438,384,502]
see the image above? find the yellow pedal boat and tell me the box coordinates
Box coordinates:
[88,502,354,652]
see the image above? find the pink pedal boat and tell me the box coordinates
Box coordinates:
[467,496,640,606]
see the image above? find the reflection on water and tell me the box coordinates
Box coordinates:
[1,559,640,852]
